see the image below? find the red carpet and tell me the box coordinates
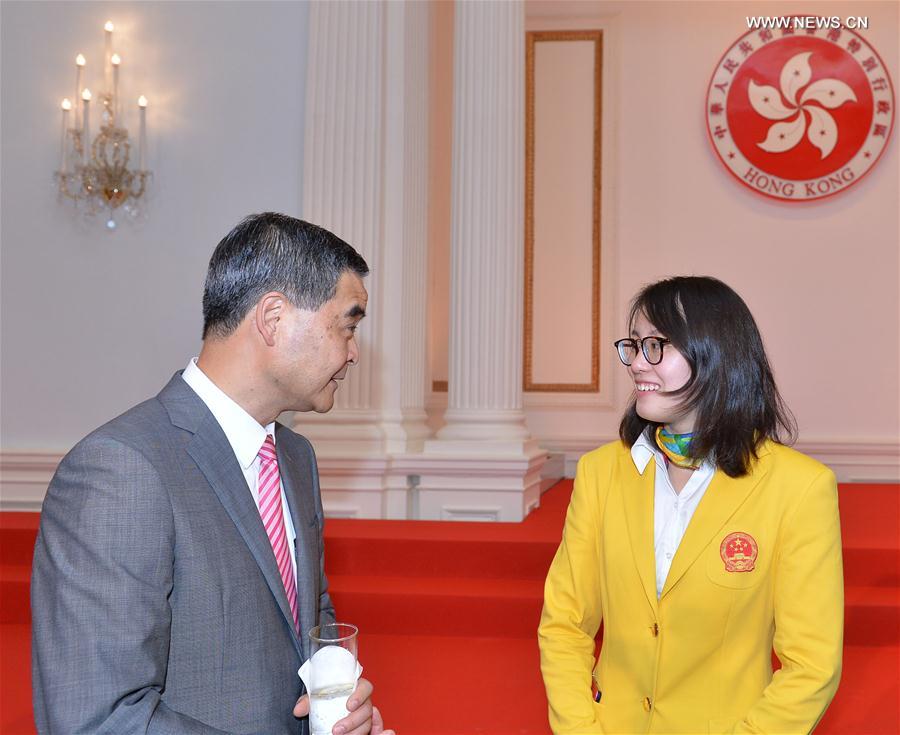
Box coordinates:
[1,481,898,734]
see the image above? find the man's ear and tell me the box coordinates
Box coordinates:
[255,292,286,347]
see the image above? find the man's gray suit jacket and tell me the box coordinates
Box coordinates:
[31,374,335,734]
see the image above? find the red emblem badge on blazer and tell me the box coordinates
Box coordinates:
[720,532,758,572]
[706,19,894,201]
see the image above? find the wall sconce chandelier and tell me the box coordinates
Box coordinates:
[55,21,151,230]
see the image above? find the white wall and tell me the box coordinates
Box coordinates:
[2,0,896,512]
[1,1,310,451]
[512,1,897,479]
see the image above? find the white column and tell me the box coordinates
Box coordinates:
[378,0,432,518]
[440,0,527,443]
[301,0,383,429]
[422,0,546,521]
[296,0,431,518]
[379,0,431,456]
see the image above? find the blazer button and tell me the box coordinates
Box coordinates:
[643,697,652,712]
[651,623,659,637]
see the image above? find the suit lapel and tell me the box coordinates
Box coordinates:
[184,412,303,656]
[620,452,659,614]
[660,454,769,599]
[276,428,317,661]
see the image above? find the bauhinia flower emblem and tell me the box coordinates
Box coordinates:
[749,52,857,159]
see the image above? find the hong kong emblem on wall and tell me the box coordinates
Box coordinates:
[706,20,894,201]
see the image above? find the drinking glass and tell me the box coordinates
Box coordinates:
[307,623,359,735]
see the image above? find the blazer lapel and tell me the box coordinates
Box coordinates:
[660,453,769,599]
[620,452,659,614]
[185,412,303,656]
[276,427,318,661]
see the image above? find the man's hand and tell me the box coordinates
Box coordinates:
[294,678,395,735]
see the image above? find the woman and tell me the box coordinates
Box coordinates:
[538,276,843,734]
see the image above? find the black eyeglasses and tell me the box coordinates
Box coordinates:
[614,337,671,366]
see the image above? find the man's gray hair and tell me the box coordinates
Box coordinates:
[202,212,368,339]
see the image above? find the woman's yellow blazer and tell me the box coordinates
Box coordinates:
[538,440,843,734]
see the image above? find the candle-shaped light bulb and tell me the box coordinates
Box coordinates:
[60,100,72,173]
[82,90,92,163]
[74,55,86,129]
[110,53,121,118]
[104,22,114,95]
[137,96,148,169]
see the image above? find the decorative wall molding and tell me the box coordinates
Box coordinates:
[3,440,897,513]
[518,11,620,411]
[318,450,551,522]
[524,29,602,393]
[793,440,900,483]
[538,438,900,482]
[0,451,62,511]
[524,391,619,409]
[411,447,546,522]
[321,504,362,520]
[440,506,502,522]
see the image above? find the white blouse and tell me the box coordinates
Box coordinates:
[631,431,716,597]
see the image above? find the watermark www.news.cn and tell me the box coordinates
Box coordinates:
[746,16,869,30]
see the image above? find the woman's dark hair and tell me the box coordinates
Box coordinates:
[618,276,796,477]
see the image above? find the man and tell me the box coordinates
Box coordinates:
[31,213,391,735]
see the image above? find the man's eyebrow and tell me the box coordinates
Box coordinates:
[345,304,366,319]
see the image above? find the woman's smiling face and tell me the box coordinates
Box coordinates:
[629,311,696,433]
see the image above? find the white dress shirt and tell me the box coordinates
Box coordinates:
[181,358,297,578]
[631,431,716,597]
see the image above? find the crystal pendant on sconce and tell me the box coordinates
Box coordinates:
[122,199,141,221]
[56,123,150,231]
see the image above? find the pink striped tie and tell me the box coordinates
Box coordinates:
[257,435,298,631]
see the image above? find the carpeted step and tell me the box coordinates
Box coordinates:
[838,483,900,591]
[0,527,39,568]
[838,484,899,548]
[2,618,897,735]
[337,632,551,735]
[0,514,40,627]
[843,586,900,646]
[327,573,900,645]
[1,482,897,735]
[328,575,544,638]
[843,546,900,587]
[7,567,895,644]
[325,532,559,580]
[362,639,898,735]
[0,566,30,624]
[816,644,900,735]
[0,624,33,735]
[323,483,900,584]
